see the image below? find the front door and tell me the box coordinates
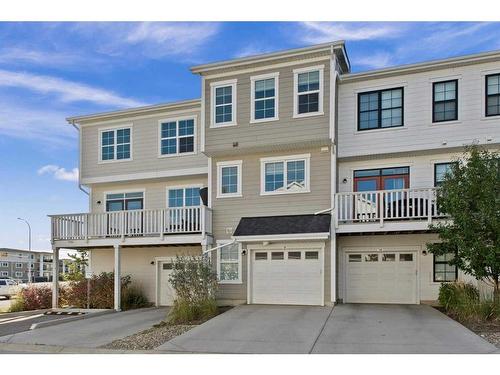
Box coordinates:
[159,260,176,306]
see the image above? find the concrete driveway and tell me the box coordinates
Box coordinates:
[158,304,498,354]
[0,307,168,349]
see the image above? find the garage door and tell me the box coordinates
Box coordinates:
[251,249,322,305]
[345,251,417,304]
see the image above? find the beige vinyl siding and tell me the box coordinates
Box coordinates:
[80,106,207,181]
[90,176,207,212]
[204,60,331,155]
[90,245,201,303]
[211,147,331,302]
[338,60,500,159]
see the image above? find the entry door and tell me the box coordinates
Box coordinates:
[159,260,176,306]
[345,251,418,304]
[251,248,323,306]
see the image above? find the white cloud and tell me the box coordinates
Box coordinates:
[298,22,406,43]
[0,69,146,107]
[38,165,79,182]
[233,44,276,58]
[0,48,95,68]
[354,52,394,69]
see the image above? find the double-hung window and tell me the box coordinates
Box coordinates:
[15,263,22,269]
[100,126,131,161]
[217,161,242,198]
[211,80,237,126]
[261,154,310,195]
[159,118,195,156]
[433,251,458,282]
[251,73,279,122]
[0,271,8,277]
[217,241,241,284]
[293,66,324,117]
[433,80,458,122]
[358,88,403,130]
[15,272,23,278]
[105,192,144,211]
[486,73,500,117]
[434,162,457,187]
[1,262,8,268]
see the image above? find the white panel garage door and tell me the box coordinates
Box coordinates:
[345,251,417,304]
[251,248,322,305]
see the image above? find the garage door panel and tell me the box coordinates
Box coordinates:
[345,251,417,304]
[251,249,322,306]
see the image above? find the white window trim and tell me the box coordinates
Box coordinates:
[1,271,8,277]
[103,189,146,213]
[260,154,311,196]
[210,79,238,128]
[293,65,324,119]
[216,240,242,284]
[157,116,198,158]
[98,123,133,164]
[1,262,8,267]
[481,69,500,120]
[217,160,243,198]
[429,76,462,126]
[166,184,204,208]
[15,263,23,269]
[250,72,279,124]
[15,272,23,278]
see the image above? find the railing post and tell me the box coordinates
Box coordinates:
[427,188,433,224]
[334,194,339,228]
[84,215,88,242]
[121,211,125,241]
[379,191,384,228]
[201,206,206,237]
[160,209,165,240]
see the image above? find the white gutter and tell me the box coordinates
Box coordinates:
[314,207,333,215]
[203,240,236,255]
[70,121,89,196]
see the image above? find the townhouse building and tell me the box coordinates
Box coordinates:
[0,248,73,282]
[50,41,500,310]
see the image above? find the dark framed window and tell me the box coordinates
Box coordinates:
[433,252,458,282]
[353,167,410,192]
[434,162,457,187]
[486,74,500,117]
[358,87,403,130]
[433,80,458,122]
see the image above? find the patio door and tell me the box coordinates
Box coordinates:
[167,187,201,232]
[105,192,144,235]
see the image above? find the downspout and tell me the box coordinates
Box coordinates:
[70,120,90,196]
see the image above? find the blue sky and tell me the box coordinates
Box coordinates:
[1,21,499,252]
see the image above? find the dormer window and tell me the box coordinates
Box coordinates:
[211,79,237,127]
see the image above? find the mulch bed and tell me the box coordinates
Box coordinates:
[433,306,500,348]
[101,306,233,351]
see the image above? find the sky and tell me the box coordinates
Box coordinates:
[0,21,499,253]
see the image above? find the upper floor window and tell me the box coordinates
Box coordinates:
[486,73,500,117]
[0,262,8,267]
[159,118,195,156]
[434,162,456,187]
[260,154,310,195]
[211,79,237,127]
[15,263,22,268]
[105,192,144,211]
[433,80,458,123]
[100,126,131,162]
[251,72,279,123]
[358,88,403,130]
[217,160,242,198]
[293,66,324,117]
[353,167,409,192]
[167,187,201,207]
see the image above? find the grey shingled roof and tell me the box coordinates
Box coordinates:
[233,214,331,237]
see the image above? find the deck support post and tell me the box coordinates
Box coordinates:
[51,246,59,309]
[114,244,121,311]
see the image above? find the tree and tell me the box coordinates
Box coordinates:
[428,145,500,303]
[63,250,88,281]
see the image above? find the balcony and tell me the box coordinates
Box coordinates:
[334,187,447,233]
[50,206,213,248]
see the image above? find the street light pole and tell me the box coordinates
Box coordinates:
[17,217,32,283]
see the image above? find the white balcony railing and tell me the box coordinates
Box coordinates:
[335,187,446,227]
[50,206,212,242]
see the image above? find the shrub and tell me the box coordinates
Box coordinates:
[62,272,149,310]
[9,284,53,312]
[438,282,499,323]
[167,256,218,324]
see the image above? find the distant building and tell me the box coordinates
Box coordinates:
[0,248,77,282]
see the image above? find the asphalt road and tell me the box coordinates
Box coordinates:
[0,310,70,337]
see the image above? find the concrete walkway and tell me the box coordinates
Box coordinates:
[0,307,168,348]
[158,304,498,354]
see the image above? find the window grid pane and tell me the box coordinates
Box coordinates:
[161,120,195,155]
[265,162,284,192]
[254,78,276,120]
[102,128,131,160]
[433,81,457,122]
[219,243,239,281]
[215,85,233,124]
[221,166,238,194]
[358,89,403,130]
[286,160,305,189]
[297,70,320,114]
[486,75,500,116]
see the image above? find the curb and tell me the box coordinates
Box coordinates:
[0,342,167,354]
[0,309,50,318]
[30,310,115,330]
